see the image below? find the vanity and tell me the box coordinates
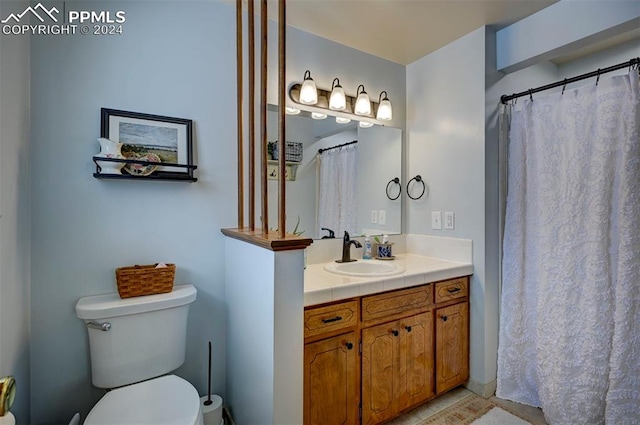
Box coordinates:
[303,246,473,425]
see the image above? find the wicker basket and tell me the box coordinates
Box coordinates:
[115,263,176,298]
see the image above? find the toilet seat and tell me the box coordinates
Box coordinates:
[84,375,203,425]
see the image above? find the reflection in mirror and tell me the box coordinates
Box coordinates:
[258,106,402,239]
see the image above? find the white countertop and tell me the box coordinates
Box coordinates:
[304,253,473,306]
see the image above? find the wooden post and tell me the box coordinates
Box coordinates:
[260,0,268,235]
[277,0,286,238]
[248,0,255,231]
[236,0,244,229]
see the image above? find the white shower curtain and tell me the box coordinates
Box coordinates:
[317,145,358,238]
[497,71,640,424]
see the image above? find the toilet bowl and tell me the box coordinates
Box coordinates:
[84,375,203,425]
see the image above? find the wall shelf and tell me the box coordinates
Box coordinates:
[92,156,198,182]
[267,160,300,181]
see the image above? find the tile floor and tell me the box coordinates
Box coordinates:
[384,387,548,425]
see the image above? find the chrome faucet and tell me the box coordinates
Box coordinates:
[336,231,362,263]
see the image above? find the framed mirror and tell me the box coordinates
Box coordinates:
[257,106,402,239]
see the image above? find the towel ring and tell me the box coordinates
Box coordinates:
[407,175,426,200]
[386,177,401,200]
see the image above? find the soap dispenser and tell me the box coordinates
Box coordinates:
[363,235,373,260]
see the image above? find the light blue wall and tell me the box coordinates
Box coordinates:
[0,0,31,422]
[30,2,235,423]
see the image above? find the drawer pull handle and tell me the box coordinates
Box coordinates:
[391,329,399,337]
[447,287,461,293]
[405,326,412,333]
[322,316,343,324]
[345,342,353,350]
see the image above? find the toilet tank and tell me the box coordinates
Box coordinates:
[76,284,197,389]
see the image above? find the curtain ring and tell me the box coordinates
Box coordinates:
[562,78,567,95]
[407,175,426,200]
[386,177,401,201]
[596,68,601,85]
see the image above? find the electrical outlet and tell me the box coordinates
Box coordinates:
[378,210,386,225]
[431,211,442,230]
[371,210,378,224]
[445,212,455,230]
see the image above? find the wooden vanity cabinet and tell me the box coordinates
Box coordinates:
[303,276,469,425]
[303,300,360,425]
[361,312,434,425]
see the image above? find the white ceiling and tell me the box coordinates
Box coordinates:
[275,0,558,65]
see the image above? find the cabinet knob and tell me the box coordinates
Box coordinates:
[441,315,448,322]
[391,330,399,337]
[405,326,412,332]
[345,342,353,350]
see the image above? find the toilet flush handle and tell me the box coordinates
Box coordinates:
[85,320,111,331]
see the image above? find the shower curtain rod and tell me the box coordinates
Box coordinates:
[500,57,639,104]
[318,140,357,154]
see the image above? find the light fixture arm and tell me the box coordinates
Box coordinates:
[379,91,388,102]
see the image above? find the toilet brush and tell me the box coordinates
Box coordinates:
[204,341,212,406]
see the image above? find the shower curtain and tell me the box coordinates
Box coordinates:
[317,145,358,238]
[497,71,640,424]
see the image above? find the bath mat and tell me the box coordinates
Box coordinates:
[470,407,532,425]
[417,393,532,425]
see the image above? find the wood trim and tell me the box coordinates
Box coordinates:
[221,227,313,251]
[235,0,244,229]
[260,0,268,234]
[248,0,255,231]
[277,0,286,238]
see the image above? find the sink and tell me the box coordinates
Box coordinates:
[323,261,404,277]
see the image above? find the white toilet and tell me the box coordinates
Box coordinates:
[75,284,203,425]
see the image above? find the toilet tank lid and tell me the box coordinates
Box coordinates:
[76,284,196,320]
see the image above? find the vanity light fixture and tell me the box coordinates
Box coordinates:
[336,116,351,124]
[285,106,301,115]
[376,91,393,121]
[354,85,372,116]
[359,121,374,128]
[329,78,346,111]
[299,70,318,105]
[311,112,327,120]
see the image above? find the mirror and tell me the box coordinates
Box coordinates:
[260,106,402,239]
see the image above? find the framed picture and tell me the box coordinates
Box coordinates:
[100,108,194,179]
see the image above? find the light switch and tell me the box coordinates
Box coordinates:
[431,211,442,230]
[445,212,455,230]
[378,210,386,225]
[371,210,378,224]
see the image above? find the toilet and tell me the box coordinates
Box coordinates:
[75,284,203,425]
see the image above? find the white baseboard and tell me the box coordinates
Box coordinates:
[465,378,497,399]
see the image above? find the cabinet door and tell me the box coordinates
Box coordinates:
[362,321,399,425]
[398,311,435,411]
[304,332,359,425]
[435,302,469,394]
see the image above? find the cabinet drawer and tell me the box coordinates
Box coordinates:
[361,285,432,322]
[304,300,358,338]
[435,278,468,303]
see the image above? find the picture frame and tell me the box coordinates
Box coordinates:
[100,108,195,179]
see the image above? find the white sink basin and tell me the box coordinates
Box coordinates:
[323,260,404,277]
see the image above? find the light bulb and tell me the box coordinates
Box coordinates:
[376,91,393,121]
[336,116,351,124]
[285,107,301,115]
[299,70,318,105]
[329,78,346,111]
[354,84,371,116]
